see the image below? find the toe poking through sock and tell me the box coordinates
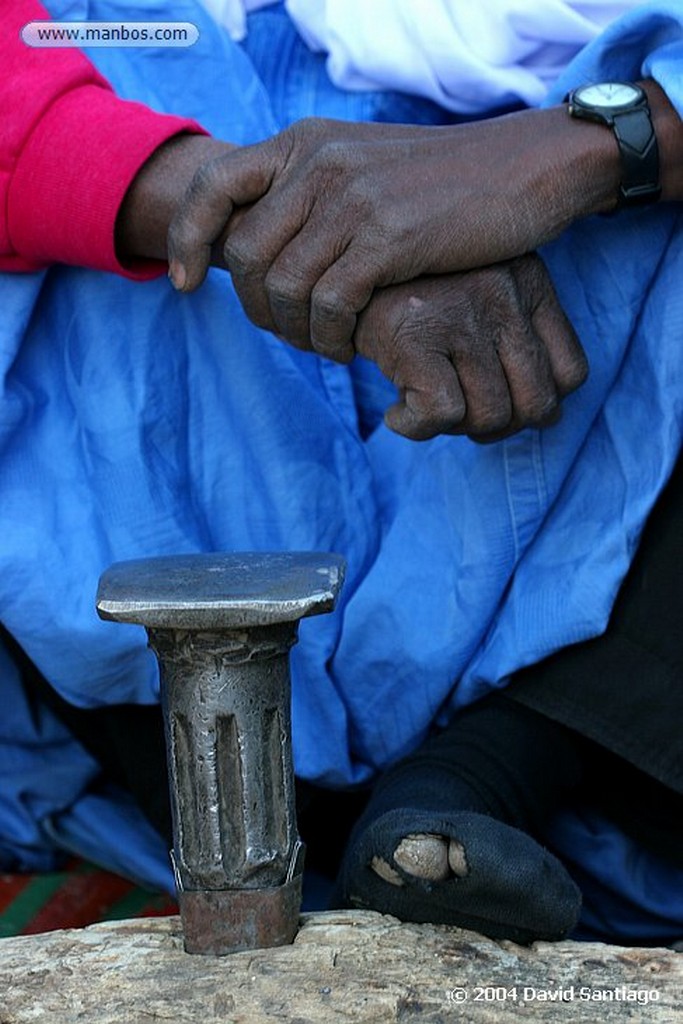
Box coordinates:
[447,839,468,878]
[371,855,405,886]
[393,833,450,881]
[343,810,579,941]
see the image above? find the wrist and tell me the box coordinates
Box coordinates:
[115,133,235,264]
[506,104,623,238]
[545,103,622,220]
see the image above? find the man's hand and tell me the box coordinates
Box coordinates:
[167,109,620,359]
[352,254,587,442]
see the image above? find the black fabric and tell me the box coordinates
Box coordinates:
[2,628,173,845]
[507,453,683,793]
[334,695,585,941]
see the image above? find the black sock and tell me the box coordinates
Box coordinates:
[334,693,585,943]
[376,692,587,833]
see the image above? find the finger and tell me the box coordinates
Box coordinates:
[466,404,562,444]
[263,218,355,350]
[385,369,467,441]
[512,254,588,397]
[458,259,558,433]
[531,285,588,397]
[495,315,559,427]
[448,312,513,436]
[222,184,322,335]
[457,362,513,435]
[167,138,285,292]
[354,299,467,439]
[310,250,387,362]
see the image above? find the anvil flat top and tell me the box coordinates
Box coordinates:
[96,551,346,629]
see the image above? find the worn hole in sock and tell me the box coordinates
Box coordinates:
[340,809,582,943]
[448,839,468,877]
[393,833,450,881]
[370,856,404,886]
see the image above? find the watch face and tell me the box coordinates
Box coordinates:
[575,82,641,110]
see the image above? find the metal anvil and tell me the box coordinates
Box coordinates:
[96,551,345,955]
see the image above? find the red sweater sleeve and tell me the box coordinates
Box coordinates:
[1,0,207,277]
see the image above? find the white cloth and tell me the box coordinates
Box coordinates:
[198,0,641,111]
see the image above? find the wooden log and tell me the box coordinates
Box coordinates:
[1,910,681,1023]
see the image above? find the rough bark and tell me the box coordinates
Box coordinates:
[1,910,681,1023]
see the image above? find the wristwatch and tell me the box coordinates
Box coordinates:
[566,82,660,206]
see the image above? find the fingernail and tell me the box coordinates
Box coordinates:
[168,259,187,290]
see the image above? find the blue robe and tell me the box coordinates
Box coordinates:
[1,0,681,941]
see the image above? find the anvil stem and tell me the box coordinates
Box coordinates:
[147,622,301,952]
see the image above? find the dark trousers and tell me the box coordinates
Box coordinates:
[507,452,683,794]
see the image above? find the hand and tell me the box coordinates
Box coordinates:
[167,110,619,358]
[351,254,588,442]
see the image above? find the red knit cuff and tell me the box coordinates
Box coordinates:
[8,84,206,278]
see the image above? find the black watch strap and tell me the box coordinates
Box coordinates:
[567,84,661,208]
[612,107,660,205]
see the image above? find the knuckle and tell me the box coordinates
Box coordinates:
[467,403,512,435]
[223,235,260,277]
[284,118,339,167]
[265,268,310,309]
[400,399,463,441]
[518,392,559,425]
[312,284,351,324]
[402,363,466,424]
[186,156,224,200]
[431,392,467,429]
[167,217,204,258]
[560,352,589,392]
